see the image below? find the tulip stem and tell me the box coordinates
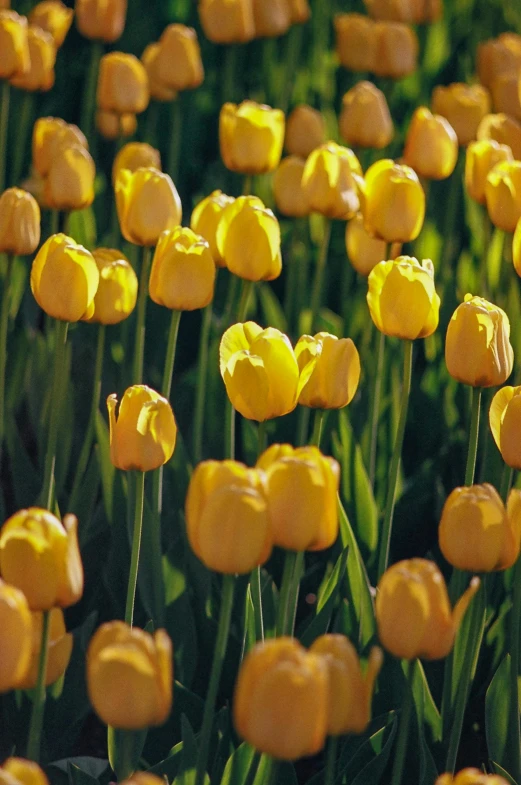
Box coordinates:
[125,470,145,627]
[297,405,311,446]
[193,303,213,464]
[390,659,415,785]
[509,550,521,783]
[222,45,237,104]
[464,386,482,486]
[309,218,331,333]
[257,420,267,456]
[80,41,103,148]
[26,609,51,762]
[0,253,14,466]
[324,735,338,785]
[500,464,514,502]
[168,97,182,183]
[0,81,10,192]
[310,408,325,448]
[195,574,235,785]
[377,339,413,579]
[41,319,69,510]
[250,567,264,641]
[162,308,182,400]
[12,91,33,185]
[132,245,153,385]
[369,329,385,489]
[276,549,298,636]
[225,401,235,460]
[236,279,253,322]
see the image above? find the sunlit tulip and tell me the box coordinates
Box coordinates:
[0,759,49,785]
[432,83,491,146]
[477,112,521,160]
[75,0,127,43]
[436,769,510,785]
[97,51,149,115]
[141,42,177,103]
[28,1,73,47]
[373,21,418,79]
[334,13,376,73]
[301,142,361,220]
[0,10,29,79]
[465,139,513,205]
[285,104,326,158]
[96,110,136,140]
[0,579,32,692]
[0,188,40,255]
[346,213,387,277]
[220,100,285,175]
[339,81,393,150]
[152,24,204,92]
[18,608,73,689]
[490,385,521,469]
[115,167,182,246]
[190,190,234,265]
[44,144,95,211]
[403,106,458,180]
[273,156,309,218]
[361,159,425,242]
[295,332,361,409]
[198,0,254,44]
[149,227,215,311]
[251,0,291,37]
[216,195,282,281]
[112,141,161,183]
[485,160,521,232]
[10,25,56,92]
[32,116,88,177]
[84,247,138,325]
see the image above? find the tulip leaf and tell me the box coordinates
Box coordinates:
[486,655,512,771]
[147,740,183,782]
[257,282,287,333]
[220,743,258,785]
[67,206,97,250]
[94,409,114,522]
[67,762,100,785]
[108,727,148,783]
[5,415,40,506]
[299,546,349,647]
[137,492,166,626]
[490,761,518,785]
[242,585,257,657]
[174,715,209,785]
[410,659,442,743]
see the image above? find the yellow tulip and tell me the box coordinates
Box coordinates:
[477,34,521,90]
[339,81,394,150]
[365,0,441,23]
[301,142,361,220]
[149,227,216,311]
[373,21,418,79]
[32,116,88,177]
[491,74,521,122]
[514,218,521,277]
[0,188,40,256]
[141,42,177,103]
[477,112,521,160]
[361,159,425,242]
[216,195,281,281]
[112,141,161,184]
[334,13,376,73]
[75,0,127,43]
[198,0,255,44]
[10,25,56,92]
[115,167,182,246]
[465,139,513,205]
[84,247,138,325]
[273,156,309,218]
[0,578,32,693]
[295,332,361,409]
[28,1,74,47]
[220,100,285,175]
[345,213,387,277]
[43,144,95,211]
[288,0,310,24]
[18,607,73,689]
[152,24,204,92]
[490,385,521,469]
[485,160,521,232]
[251,0,291,37]
[403,107,458,180]
[96,110,136,140]
[0,10,29,79]
[436,768,510,785]
[190,190,235,265]
[0,759,49,785]
[97,51,149,115]
[432,83,491,146]
[285,104,326,158]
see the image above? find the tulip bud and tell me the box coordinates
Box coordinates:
[361,159,425,243]
[198,0,254,44]
[273,156,309,218]
[115,167,182,247]
[233,637,329,760]
[367,256,440,340]
[220,100,285,175]
[18,608,73,689]
[334,13,376,73]
[97,52,149,115]
[346,213,387,277]
[112,141,161,184]
[152,24,204,92]
[28,1,73,47]
[373,21,418,79]
[0,188,40,255]
[295,332,361,409]
[477,112,521,160]
[436,770,510,785]
[216,195,282,281]
[84,247,138,325]
[43,144,95,211]
[302,142,361,220]
[107,385,177,471]
[477,35,521,90]
[0,760,49,785]
[185,460,272,574]
[258,443,340,551]
[0,508,83,611]
[465,139,513,205]
[439,484,521,572]
[309,636,383,735]
[75,0,127,43]
[149,227,216,311]
[445,294,514,387]
[432,83,491,146]
[96,110,136,140]
[0,10,29,79]
[490,385,521,469]
[491,74,521,122]
[10,25,55,92]
[141,42,177,103]
[284,104,325,158]
[339,81,393,150]
[31,233,99,321]
[0,578,32,692]
[87,621,172,729]
[376,558,480,659]
[251,0,291,37]
[32,116,88,177]
[403,106,458,180]
[190,190,234,265]
[485,160,521,232]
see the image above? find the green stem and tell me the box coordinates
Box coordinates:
[26,610,51,761]
[225,400,235,460]
[162,309,182,400]
[369,329,385,489]
[11,91,33,185]
[194,574,235,785]
[377,340,413,579]
[297,406,311,446]
[464,387,482,486]
[309,218,332,333]
[0,81,10,192]
[390,659,415,785]
[0,254,14,464]
[500,464,514,502]
[221,271,239,329]
[324,735,338,785]
[144,100,159,147]
[193,303,213,464]
[168,98,182,183]
[242,174,252,196]
[80,41,103,148]
[236,279,253,322]
[132,246,153,385]
[275,549,298,636]
[125,471,145,627]
[257,420,267,456]
[250,566,264,641]
[41,320,69,509]
[222,45,237,104]
[510,550,521,784]
[310,408,325,448]
[49,209,59,238]
[280,23,303,114]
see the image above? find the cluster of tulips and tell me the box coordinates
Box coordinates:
[2,0,521,784]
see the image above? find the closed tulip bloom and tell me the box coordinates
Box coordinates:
[141,43,177,103]
[75,0,127,43]
[465,139,513,205]
[334,14,376,73]
[295,332,361,409]
[28,1,73,47]
[373,21,418,79]
[490,385,521,468]
[112,141,161,184]
[273,156,309,218]
[436,770,510,785]
[477,113,521,160]
[339,81,393,150]
[149,227,216,311]
[185,460,272,573]
[198,0,254,44]
[258,444,340,550]
[31,233,99,321]
[220,101,285,175]
[485,160,521,232]
[152,24,204,92]
[190,190,234,265]
[0,760,49,785]
[115,167,182,246]
[365,0,441,23]
[10,25,56,92]
[367,256,440,340]
[18,608,73,689]
[285,104,326,158]
[0,579,32,692]
[87,621,172,729]
[403,107,458,180]
[84,248,138,325]
[361,159,425,242]
[376,558,480,659]
[302,142,361,220]
[234,637,329,760]
[107,385,177,471]
[288,0,310,24]
[477,35,521,90]
[216,195,281,281]
[439,484,521,572]
[44,144,95,211]
[97,52,149,115]
[346,213,387,277]
[0,10,29,79]
[96,110,136,140]
[432,83,491,146]
[0,509,83,611]
[251,0,291,37]
[445,294,514,387]
[0,188,40,255]
[32,116,88,177]
[309,636,383,735]
[491,74,521,122]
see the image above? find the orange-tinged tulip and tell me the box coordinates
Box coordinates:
[285,104,326,158]
[84,247,138,325]
[288,0,310,24]
[10,25,55,92]
[112,141,161,184]
[43,144,95,211]
[339,81,393,150]
[432,83,491,146]
[234,637,329,760]
[403,106,458,180]
[465,139,513,205]
[96,110,136,140]
[477,112,521,160]
[97,52,149,115]
[107,385,177,471]
[198,0,254,44]
[185,460,272,574]
[273,156,309,218]
[334,13,376,73]
[477,35,521,90]
[514,218,521,277]
[491,73,521,122]
[190,190,234,265]
[32,116,88,177]
[149,227,215,311]
[220,100,285,175]
[0,759,49,785]
[258,443,340,551]
[87,621,172,729]
[141,42,177,103]
[0,578,32,692]
[485,160,521,232]
[361,159,425,242]
[30,233,99,321]
[115,167,182,246]
[295,332,361,409]
[436,770,510,785]
[301,142,361,220]
[120,776,166,785]
[18,608,73,689]
[373,21,418,79]
[0,10,29,79]
[376,558,480,659]
[75,0,127,43]
[0,187,40,255]
[152,24,204,92]
[28,1,73,47]
[216,195,282,281]
[0,508,83,611]
[364,0,441,23]
[445,294,514,387]
[346,213,387,277]
[490,385,521,469]
[251,0,291,38]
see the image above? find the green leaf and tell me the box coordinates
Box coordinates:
[348,714,398,785]
[174,715,208,785]
[220,744,258,785]
[95,409,114,522]
[5,415,40,506]
[137,491,165,626]
[68,206,97,249]
[242,585,257,657]
[108,727,147,781]
[299,547,349,647]
[490,761,518,785]
[67,762,100,785]
[410,660,442,743]
[258,282,287,333]
[486,655,511,769]
[147,741,183,782]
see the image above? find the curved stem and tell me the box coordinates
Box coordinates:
[377,339,413,579]
[26,610,51,761]
[510,549,521,784]
[41,320,69,509]
[0,254,14,465]
[324,735,338,785]
[464,386,482,486]
[225,400,235,460]
[309,218,331,334]
[0,81,10,192]
[390,659,415,785]
[125,470,145,627]
[168,98,182,183]
[162,309,182,400]
[193,303,213,464]
[194,574,235,785]
[132,246,153,385]
[80,41,103,148]
[369,329,385,489]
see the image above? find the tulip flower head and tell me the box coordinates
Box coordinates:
[334,13,377,73]
[490,386,521,469]
[28,1,74,47]
[295,332,361,409]
[220,100,285,175]
[302,142,361,220]
[432,83,491,146]
[465,139,513,205]
[112,141,161,184]
[373,21,419,80]
[43,143,95,211]
[477,34,521,90]
[339,81,394,150]
[75,0,127,43]
[149,227,216,311]
[115,167,182,246]
[84,247,138,325]
[141,42,177,103]
[198,0,255,44]
[436,769,510,785]
[0,578,32,692]
[513,218,521,277]
[96,110,136,140]
[346,213,387,277]
[0,10,30,80]
[273,156,309,218]
[97,51,149,115]
[32,116,88,178]
[285,104,326,158]
[361,159,425,242]
[0,759,49,785]
[403,106,458,180]
[0,188,40,256]
[152,24,204,92]
[477,112,521,160]
[251,0,291,38]
[485,159,521,232]
[190,190,235,265]
[216,195,282,281]
[10,25,56,92]
[18,607,73,689]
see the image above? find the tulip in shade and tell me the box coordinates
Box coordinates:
[75,0,127,43]
[0,578,32,692]
[491,74,521,122]
[477,34,521,90]
[432,83,491,146]
[334,13,376,73]
[339,81,393,150]
[198,0,255,44]
[97,51,149,115]
[112,141,161,184]
[149,227,216,311]
[403,107,458,180]
[141,43,177,103]
[220,101,285,175]
[43,144,95,211]
[152,24,204,92]
[0,10,30,79]
[485,160,521,232]
[273,156,309,218]
[84,248,138,325]
[490,386,521,469]
[436,769,510,785]
[285,104,326,158]
[346,213,387,277]
[301,142,361,220]
[295,332,361,409]
[465,139,513,205]
[190,190,235,265]
[115,167,182,246]
[0,188,40,256]
[28,1,74,48]
[18,607,73,689]
[0,759,49,785]
[96,110,136,140]
[251,0,291,37]
[216,195,281,281]
[372,21,418,79]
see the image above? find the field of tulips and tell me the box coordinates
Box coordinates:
[4,0,521,784]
